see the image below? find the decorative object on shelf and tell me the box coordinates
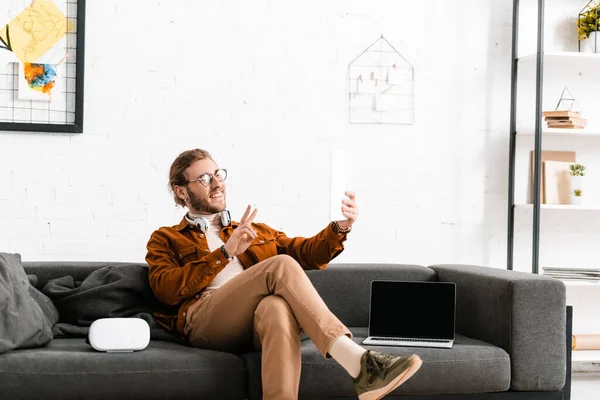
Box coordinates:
[542,88,586,129]
[578,0,600,53]
[569,162,586,195]
[0,0,87,133]
[571,189,583,205]
[348,35,414,125]
[530,150,576,204]
[554,87,582,113]
[544,161,572,205]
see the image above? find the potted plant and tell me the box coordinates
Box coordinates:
[578,1,600,53]
[570,163,586,194]
[571,189,583,205]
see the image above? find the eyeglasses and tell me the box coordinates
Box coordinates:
[186,168,227,187]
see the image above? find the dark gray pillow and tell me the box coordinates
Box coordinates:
[0,252,59,353]
[41,264,185,344]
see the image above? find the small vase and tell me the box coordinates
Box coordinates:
[580,31,600,53]
[571,195,583,206]
[571,175,583,191]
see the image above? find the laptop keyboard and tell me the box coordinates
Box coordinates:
[371,337,449,343]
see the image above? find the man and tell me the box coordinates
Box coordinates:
[146,148,422,400]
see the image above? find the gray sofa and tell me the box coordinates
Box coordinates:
[0,261,571,400]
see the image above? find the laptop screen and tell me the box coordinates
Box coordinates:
[369,280,456,340]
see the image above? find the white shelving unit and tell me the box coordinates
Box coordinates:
[509,8,600,398]
[517,130,600,138]
[572,350,600,373]
[511,49,600,247]
[514,204,600,210]
[518,51,600,63]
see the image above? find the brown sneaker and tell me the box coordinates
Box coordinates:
[353,350,422,400]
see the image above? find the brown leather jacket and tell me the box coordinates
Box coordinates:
[145,217,349,336]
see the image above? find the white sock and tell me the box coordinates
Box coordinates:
[328,335,367,378]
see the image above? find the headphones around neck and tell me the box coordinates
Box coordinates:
[185,210,232,233]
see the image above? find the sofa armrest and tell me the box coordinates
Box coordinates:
[428,264,566,392]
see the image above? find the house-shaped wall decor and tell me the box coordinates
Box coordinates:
[348,35,414,125]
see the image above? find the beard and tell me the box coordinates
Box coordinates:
[187,187,226,214]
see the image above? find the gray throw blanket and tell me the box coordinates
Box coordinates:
[0,253,59,354]
[41,264,185,344]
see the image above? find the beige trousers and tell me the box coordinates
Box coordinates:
[184,254,352,400]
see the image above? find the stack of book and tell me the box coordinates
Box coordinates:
[542,110,587,129]
[572,334,600,350]
[542,266,600,281]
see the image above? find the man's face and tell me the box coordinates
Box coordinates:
[180,158,227,214]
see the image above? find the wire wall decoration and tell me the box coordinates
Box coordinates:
[348,35,414,125]
[0,0,86,133]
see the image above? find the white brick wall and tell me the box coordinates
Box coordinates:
[0,0,596,272]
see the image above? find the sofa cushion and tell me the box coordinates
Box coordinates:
[40,264,160,323]
[24,262,183,344]
[306,263,436,327]
[0,338,247,400]
[39,264,175,340]
[0,253,59,354]
[242,327,510,399]
[24,262,125,290]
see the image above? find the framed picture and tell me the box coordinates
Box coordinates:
[0,0,86,133]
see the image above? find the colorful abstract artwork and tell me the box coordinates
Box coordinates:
[18,62,60,101]
[0,0,73,65]
[0,0,84,130]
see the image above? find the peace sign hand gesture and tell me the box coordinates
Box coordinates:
[224,205,258,258]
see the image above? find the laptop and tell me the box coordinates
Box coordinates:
[362,280,456,349]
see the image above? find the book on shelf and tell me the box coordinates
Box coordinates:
[547,121,586,128]
[547,123,586,129]
[543,160,572,204]
[543,274,600,281]
[542,266,600,281]
[530,151,577,204]
[542,110,581,118]
[572,334,600,350]
[543,267,600,273]
[544,112,587,129]
[545,116,587,123]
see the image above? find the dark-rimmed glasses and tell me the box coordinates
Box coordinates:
[186,168,227,187]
